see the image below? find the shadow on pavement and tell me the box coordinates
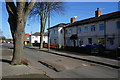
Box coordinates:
[0,59,11,64]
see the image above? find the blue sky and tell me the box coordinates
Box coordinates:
[0,2,119,39]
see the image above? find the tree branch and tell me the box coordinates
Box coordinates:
[6,0,17,16]
[25,0,37,16]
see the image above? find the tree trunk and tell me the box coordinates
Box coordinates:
[11,12,26,65]
[6,1,37,65]
[39,16,46,49]
[39,33,44,49]
[11,31,25,64]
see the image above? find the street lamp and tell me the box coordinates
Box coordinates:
[48,6,50,51]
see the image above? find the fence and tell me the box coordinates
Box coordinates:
[43,43,65,49]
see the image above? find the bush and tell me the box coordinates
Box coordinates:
[64,46,90,54]
[32,43,40,47]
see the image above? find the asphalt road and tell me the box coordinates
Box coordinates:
[1,43,119,78]
[24,48,118,78]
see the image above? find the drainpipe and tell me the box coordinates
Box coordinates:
[104,20,107,49]
[64,27,66,46]
[48,7,50,51]
[76,26,78,47]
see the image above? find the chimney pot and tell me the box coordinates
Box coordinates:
[95,8,102,17]
[71,17,76,23]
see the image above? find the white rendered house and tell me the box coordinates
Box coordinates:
[64,8,120,50]
[48,23,69,45]
[30,32,48,44]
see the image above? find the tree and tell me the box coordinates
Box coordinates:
[30,2,64,49]
[6,0,37,65]
[0,36,6,40]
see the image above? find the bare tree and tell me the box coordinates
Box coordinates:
[6,0,37,65]
[30,2,64,49]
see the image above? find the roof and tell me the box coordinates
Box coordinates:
[25,34,30,36]
[66,11,120,28]
[1,39,13,41]
[32,32,48,36]
[48,23,69,30]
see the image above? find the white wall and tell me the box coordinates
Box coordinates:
[49,26,65,45]
[65,18,120,50]
[30,35,48,43]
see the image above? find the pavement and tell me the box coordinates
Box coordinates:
[0,46,50,79]
[27,46,119,69]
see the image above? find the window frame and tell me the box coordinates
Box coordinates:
[99,24,104,31]
[91,25,95,32]
[117,21,120,29]
[84,26,88,32]
[78,27,82,33]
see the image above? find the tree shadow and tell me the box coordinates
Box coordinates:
[0,59,11,64]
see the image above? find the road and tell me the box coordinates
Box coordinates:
[1,43,119,78]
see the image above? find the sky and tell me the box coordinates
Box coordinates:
[0,1,119,39]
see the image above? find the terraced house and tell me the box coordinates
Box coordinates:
[65,8,120,50]
[49,8,120,50]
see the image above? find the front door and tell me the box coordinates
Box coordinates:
[88,38,92,44]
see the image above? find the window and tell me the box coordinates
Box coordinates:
[69,28,72,34]
[50,30,52,35]
[91,25,95,31]
[60,30,63,34]
[109,39,114,45]
[98,38,104,44]
[78,27,81,33]
[54,30,56,34]
[65,29,67,34]
[54,39,57,44]
[79,39,83,46]
[99,24,104,31]
[88,38,92,44]
[84,26,88,32]
[117,21,120,29]
[108,38,114,45]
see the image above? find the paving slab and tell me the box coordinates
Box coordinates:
[0,46,48,78]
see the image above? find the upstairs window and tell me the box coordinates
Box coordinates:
[54,30,57,34]
[117,21,120,29]
[99,24,104,31]
[69,28,72,34]
[91,25,95,31]
[65,29,68,34]
[60,30,63,34]
[78,27,81,33]
[84,26,88,32]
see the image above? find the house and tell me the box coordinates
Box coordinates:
[48,23,69,45]
[64,8,120,50]
[24,34,30,45]
[48,8,120,50]
[30,32,48,44]
[1,39,13,43]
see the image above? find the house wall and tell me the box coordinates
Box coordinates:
[30,35,48,43]
[49,25,65,45]
[58,27,64,45]
[105,18,120,49]
[77,21,105,46]
[65,26,78,46]
[50,27,58,44]
[65,18,120,50]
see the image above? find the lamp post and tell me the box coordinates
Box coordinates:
[48,6,50,51]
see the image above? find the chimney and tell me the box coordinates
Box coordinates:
[95,8,102,17]
[71,16,77,23]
